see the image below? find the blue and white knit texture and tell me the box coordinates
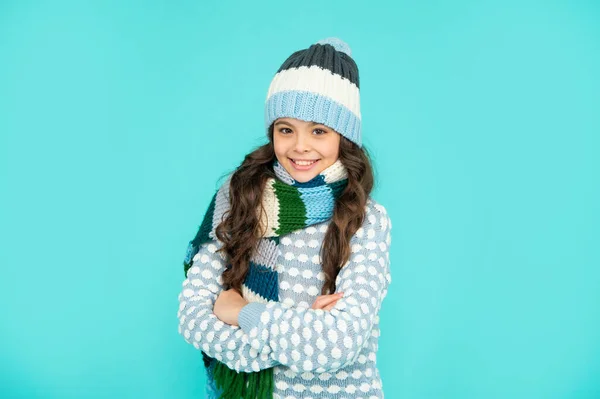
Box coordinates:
[178,200,392,398]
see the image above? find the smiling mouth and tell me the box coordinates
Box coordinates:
[289,158,320,166]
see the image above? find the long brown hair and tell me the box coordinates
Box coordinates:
[215,124,374,295]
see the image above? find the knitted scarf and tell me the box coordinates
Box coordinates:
[183,159,348,399]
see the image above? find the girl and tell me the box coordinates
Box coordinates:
[178,37,392,399]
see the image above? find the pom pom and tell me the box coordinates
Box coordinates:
[316,37,352,57]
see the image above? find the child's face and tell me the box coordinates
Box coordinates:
[273,117,341,183]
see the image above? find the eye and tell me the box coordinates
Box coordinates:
[313,128,327,135]
[278,127,293,134]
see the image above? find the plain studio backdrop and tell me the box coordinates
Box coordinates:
[0,1,598,398]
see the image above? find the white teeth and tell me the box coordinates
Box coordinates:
[294,160,317,166]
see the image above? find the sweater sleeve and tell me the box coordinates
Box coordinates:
[236,202,392,374]
[177,240,280,373]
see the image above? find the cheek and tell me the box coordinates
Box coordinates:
[330,145,340,159]
[322,137,340,159]
[273,138,284,155]
[273,140,290,163]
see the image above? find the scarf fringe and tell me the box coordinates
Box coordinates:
[211,360,273,399]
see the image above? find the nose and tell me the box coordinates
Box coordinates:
[293,131,311,153]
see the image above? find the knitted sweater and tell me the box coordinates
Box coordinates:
[177,198,392,399]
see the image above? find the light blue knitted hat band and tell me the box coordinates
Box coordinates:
[265,90,362,147]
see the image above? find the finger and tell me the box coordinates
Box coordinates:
[319,292,344,304]
[313,295,340,308]
[312,297,338,309]
[311,298,333,310]
[322,300,340,311]
[312,294,343,310]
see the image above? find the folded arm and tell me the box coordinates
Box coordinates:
[237,204,393,374]
[177,241,281,373]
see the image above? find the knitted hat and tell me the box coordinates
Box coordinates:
[264,37,362,147]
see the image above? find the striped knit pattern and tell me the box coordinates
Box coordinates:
[264,37,362,147]
[182,159,348,399]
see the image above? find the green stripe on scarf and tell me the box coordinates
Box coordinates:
[272,180,306,236]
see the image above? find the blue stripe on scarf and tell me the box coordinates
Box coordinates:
[295,181,335,226]
[245,261,279,302]
[293,174,326,188]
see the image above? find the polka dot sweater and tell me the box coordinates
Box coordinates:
[177,198,392,399]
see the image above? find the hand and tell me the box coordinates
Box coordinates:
[311,292,344,311]
[213,288,249,326]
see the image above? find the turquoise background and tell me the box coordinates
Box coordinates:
[1,0,599,398]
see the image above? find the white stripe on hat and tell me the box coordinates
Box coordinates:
[265,65,361,121]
